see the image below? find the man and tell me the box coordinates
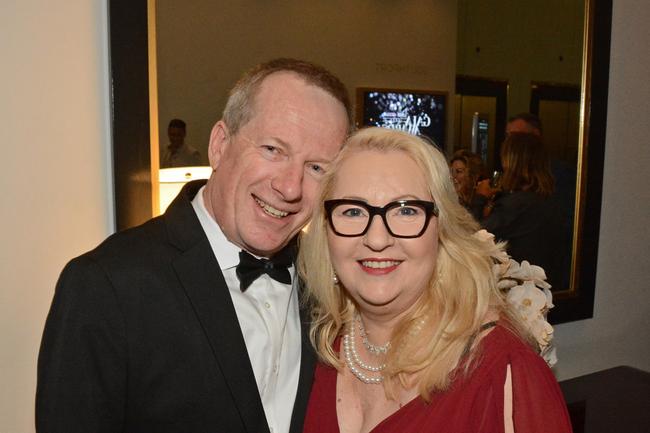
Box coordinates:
[36,59,351,433]
[161,118,202,167]
[505,112,543,137]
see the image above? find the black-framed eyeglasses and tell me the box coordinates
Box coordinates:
[324,199,438,238]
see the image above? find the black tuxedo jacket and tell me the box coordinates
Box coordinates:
[36,180,316,433]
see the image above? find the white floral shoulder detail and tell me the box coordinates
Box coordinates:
[474,229,557,367]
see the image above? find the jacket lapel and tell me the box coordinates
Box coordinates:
[174,245,270,433]
[289,294,317,433]
[164,181,270,433]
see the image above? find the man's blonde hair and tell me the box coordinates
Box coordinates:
[222,58,352,135]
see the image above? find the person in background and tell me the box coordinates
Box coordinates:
[506,112,543,137]
[478,113,548,217]
[299,127,572,433]
[505,113,575,220]
[161,118,202,167]
[36,58,351,433]
[482,132,565,290]
[504,113,574,290]
[450,149,489,220]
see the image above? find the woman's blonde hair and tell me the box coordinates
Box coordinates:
[450,149,488,206]
[298,127,532,400]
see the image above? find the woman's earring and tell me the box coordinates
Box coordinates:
[332,272,339,285]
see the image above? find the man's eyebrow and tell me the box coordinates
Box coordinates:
[309,156,335,164]
[266,136,290,149]
[261,136,337,164]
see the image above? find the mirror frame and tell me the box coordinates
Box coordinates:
[108,0,612,324]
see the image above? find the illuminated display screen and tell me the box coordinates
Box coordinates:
[357,88,446,148]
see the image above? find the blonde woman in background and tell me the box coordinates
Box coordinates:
[299,127,571,433]
[449,149,489,220]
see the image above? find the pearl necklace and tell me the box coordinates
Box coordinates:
[342,316,390,385]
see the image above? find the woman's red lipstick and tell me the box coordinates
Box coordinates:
[357,258,402,275]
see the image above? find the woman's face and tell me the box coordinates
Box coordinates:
[326,149,439,320]
[451,159,468,193]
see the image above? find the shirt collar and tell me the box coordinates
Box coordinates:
[191,186,240,270]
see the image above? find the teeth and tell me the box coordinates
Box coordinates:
[361,260,401,269]
[254,197,289,218]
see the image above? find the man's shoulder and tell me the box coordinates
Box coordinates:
[73,215,169,271]
[66,181,206,276]
[180,144,201,159]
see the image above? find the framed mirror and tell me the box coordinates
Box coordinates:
[108,0,612,323]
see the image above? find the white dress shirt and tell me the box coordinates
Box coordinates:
[192,186,301,433]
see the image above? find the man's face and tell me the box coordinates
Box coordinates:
[204,72,349,257]
[168,126,186,149]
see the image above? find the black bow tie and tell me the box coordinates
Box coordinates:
[236,248,293,292]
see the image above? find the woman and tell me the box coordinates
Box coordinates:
[450,149,489,220]
[482,132,567,290]
[299,128,571,433]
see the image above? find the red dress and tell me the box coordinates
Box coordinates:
[303,324,572,433]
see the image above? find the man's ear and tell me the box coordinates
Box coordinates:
[208,121,230,170]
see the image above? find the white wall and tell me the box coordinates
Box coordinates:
[552,0,650,380]
[0,1,113,432]
[0,1,649,432]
